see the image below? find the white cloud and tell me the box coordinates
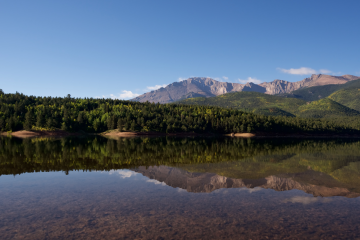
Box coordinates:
[118,90,140,99]
[109,94,117,99]
[222,76,229,80]
[146,84,167,91]
[278,67,332,75]
[146,179,167,186]
[278,67,317,75]
[95,91,140,100]
[283,196,331,205]
[238,77,262,84]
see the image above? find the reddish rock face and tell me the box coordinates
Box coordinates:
[132,75,359,103]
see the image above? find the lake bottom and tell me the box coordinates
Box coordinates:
[1,170,360,240]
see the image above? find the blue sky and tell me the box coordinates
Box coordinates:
[1,0,359,99]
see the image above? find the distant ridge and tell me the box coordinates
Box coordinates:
[132,74,359,103]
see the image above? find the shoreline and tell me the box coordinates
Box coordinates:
[2,130,360,139]
[0,130,82,138]
[101,130,203,137]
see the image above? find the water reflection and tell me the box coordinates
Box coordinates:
[1,136,360,197]
[1,136,360,239]
[134,165,360,197]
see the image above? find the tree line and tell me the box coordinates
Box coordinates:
[0,90,360,134]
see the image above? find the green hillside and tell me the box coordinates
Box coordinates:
[278,78,360,101]
[296,98,360,118]
[328,88,360,112]
[253,107,295,117]
[178,91,305,115]
[178,87,360,120]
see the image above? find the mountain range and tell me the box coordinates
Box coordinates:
[178,77,360,119]
[132,74,359,103]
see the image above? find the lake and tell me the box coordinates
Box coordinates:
[1,136,360,239]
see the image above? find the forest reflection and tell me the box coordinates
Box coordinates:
[0,136,360,183]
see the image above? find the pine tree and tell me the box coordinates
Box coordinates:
[130,120,136,131]
[6,117,14,131]
[36,112,45,128]
[0,117,4,131]
[61,122,67,131]
[166,124,171,133]
[111,116,116,129]
[93,119,100,132]
[23,110,34,130]
[247,125,252,133]
[77,112,84,125]
[117,118,123,132]
[46,118,53,129]
[123,122,129,130]
[107,116,112,130]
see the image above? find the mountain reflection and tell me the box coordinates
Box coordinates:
[134,166,360,198]
[1,136,360,197]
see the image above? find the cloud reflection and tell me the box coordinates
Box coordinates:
[106,170,139,179]
[177,188,187,193]
[146,179,167,186]
[238,187,263,193]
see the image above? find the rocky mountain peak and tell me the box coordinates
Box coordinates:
[131,74,359,103]
[244,82,255,87]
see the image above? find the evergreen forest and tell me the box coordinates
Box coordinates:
[1,90,360,135]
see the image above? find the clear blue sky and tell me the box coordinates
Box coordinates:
[1,0,359,99]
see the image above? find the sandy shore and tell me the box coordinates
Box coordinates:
[225,133,256,137]
[102,130,201,137]
[0,130,80,138]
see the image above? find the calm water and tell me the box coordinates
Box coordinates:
[1,136,360,239]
